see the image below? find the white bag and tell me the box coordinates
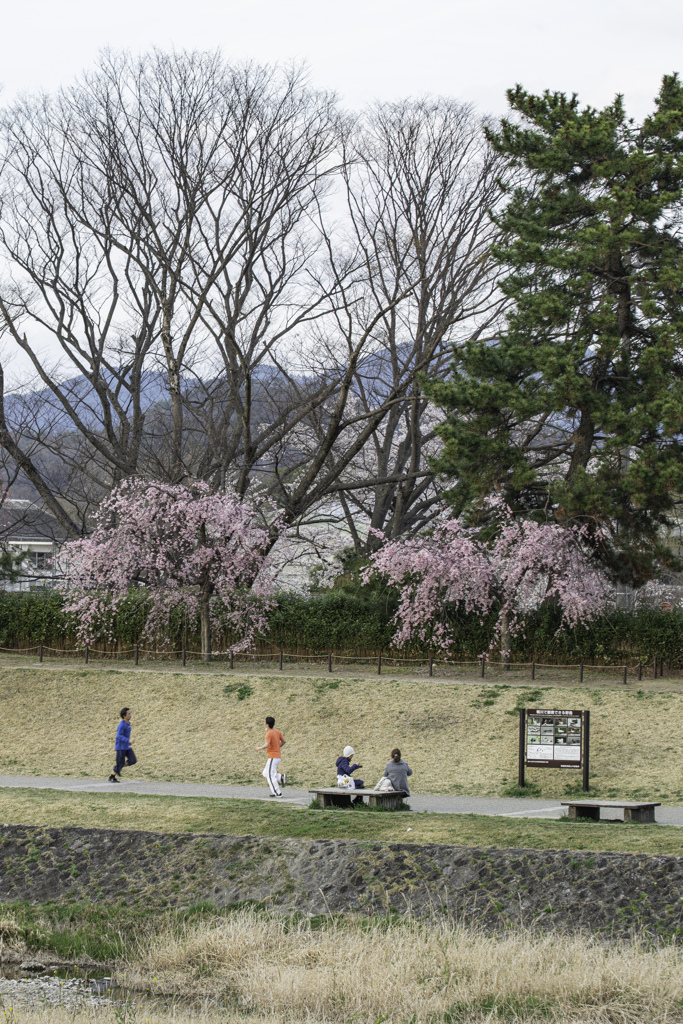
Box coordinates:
[337,775,355,790]
[374,777,394,792]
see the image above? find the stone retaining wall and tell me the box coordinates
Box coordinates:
[0,825,680,939]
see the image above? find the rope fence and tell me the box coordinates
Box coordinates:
[0,643,672,681]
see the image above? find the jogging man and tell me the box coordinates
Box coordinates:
[256,716,286,797]
[109,707,137,782]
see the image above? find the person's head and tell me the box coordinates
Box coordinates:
[120,708,131,721]
[265,716,275,729]
[391,747,401,764]
[343,746,354,759]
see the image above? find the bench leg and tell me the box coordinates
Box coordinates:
[568,806,600,820]
[624,807,655,823]
[318,794,331,808]
[368,793,404,810]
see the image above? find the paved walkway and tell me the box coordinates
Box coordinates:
[1,774,682,825]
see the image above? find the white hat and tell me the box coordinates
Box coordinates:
[343,746,355,758]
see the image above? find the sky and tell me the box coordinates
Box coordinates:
[4,0,683,120]
[0,0,680,383]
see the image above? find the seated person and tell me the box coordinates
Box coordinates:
[336,745,365,800]
[383,747,413,794]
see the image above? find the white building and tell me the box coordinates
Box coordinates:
[0,499,66,591]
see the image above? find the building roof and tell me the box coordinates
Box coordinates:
[0,500,68,544]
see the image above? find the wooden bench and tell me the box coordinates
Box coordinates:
[561,800,660,823]
[309,787,408,810]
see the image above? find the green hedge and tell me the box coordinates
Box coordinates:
[0,590,680,666]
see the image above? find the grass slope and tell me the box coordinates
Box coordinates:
[1,665,682,802]
[1,787,682,855]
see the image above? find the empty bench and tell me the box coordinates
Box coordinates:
[309,787,408,810]
[561,800,660,823]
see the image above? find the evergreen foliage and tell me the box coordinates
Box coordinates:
[0,548,28,584]
[0,589,681,665]
[426,76,683,584]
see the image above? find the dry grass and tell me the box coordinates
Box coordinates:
[114,908,683,1022]
[0,1006,274,1024]
[5,910,683,1021]
[2,664,683,800]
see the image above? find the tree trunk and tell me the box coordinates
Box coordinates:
[200,583,212,663]
[500,610,511,670]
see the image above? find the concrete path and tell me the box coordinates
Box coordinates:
[0,774,681,825]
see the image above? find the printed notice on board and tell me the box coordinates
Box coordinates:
[525,710,583,768]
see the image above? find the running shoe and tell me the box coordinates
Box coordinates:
[281,773,287,788]
[108,774,119,783]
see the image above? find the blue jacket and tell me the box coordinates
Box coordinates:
[335,756,360,776]
[115,720,132,751]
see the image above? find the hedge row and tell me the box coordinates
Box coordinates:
[0,590,681,666]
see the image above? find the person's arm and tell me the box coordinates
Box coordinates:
[255,742,267,751]
[280,738,286,747]
[383,764,390,777]
[407,766,413,776]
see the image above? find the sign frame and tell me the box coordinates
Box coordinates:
[517,708,590,792]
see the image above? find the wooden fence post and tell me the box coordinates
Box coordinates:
[429,658,433,677]
[378,652,382,675]
[328,653,332,673]
[579,660,584,683]
[39,644,43,663]
[85,645,89,664]
[135,645,139,666]
[531,661,535,681]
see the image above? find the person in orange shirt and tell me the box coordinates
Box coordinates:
[255,715,287,796]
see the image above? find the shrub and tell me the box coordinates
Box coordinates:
[0,589,680,666]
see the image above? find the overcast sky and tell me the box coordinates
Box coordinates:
[4,0,682,119]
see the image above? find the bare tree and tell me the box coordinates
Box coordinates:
[0,52,505,575]
[266,99,505,555]
[0,51,341,529]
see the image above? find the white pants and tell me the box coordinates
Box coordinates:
[263,757,283,795]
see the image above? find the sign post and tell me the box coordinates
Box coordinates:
[519,708,590,792]
[518,708,526,788]
[582,710,590,793]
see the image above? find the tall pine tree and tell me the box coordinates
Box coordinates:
[427,76,683,583]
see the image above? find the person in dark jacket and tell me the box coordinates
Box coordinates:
[383,748,413,795]
[336,745,364,804]
[108,707,137,782]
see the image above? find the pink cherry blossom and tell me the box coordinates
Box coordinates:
[362,508,611,656]
[58,478,278,655]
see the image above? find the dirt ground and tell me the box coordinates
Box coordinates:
[0,660,681,801]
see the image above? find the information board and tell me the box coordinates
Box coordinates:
[525,709,583,768]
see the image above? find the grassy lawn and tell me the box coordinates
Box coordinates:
[1,662,683,802]
[1,786,682,855]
